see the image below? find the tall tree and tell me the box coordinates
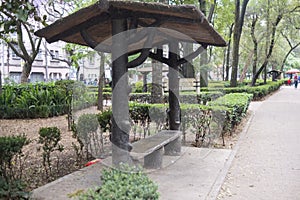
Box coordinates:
[251,2,299,86]
[250,14,258,85]
[199,0,216,87]
[0,0,46,83]
[230,0,250,87]
[224,23,234,81]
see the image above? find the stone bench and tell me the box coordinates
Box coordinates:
[130,130,182,169]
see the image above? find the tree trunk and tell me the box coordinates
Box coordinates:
[151,47,163,103]
[251,15,258,86]
[0,70,2,95]
[239,51,253,82]
[199,0,208,87]
[230,0,249,87]
[200,51,208,87]
[225,24,234,81]
[182,43,195,78]
[20,62,32,83]
[252,14,282,86]
[97,52,105,111]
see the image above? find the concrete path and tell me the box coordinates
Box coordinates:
[31,86,300,200]
[217,86,300,200]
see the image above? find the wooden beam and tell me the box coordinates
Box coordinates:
[127,29,156,68]
[80,29,111,52]
[47,13,111,43]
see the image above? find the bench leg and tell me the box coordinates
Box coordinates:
[144,147,163,169]
[164,137,181,156]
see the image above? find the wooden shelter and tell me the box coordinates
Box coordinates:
[35,0,226,166]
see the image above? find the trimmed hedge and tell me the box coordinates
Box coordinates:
[94,92,252,144]
[128,91,223,104]
[201,80,284,100]
[208,93,253,131]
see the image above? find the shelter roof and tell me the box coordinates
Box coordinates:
[35,0,226,53]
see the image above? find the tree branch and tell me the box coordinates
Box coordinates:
[149,52,170,65]
[127,29,156,68]
[16,22,31,62]
[177,44,207,66]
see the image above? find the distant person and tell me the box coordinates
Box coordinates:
[294,74,298,88]
[287,78,291,86]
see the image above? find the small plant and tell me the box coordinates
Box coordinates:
[77,114,101,159]
[78,165,159,200]
[71,123,85,165]
[0,134,30,199]
[38,127,64,177]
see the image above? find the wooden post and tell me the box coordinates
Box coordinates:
[168,41,180,130]
[166,41,181,155]
[111,18,132,166]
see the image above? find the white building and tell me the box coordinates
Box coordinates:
[0,5,109,84]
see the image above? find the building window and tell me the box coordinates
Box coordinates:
[36,49,43,60]
[89,55,95,65]
[50,50,59,59]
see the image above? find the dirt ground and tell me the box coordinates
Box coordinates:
[0,106,250,191]
[0,106,101,191]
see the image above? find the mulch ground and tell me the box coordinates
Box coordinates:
[0,107,101,191]
[0,106,250,192]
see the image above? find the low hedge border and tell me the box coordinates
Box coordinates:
[201,80,284,100]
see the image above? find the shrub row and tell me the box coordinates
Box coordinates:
[0,80,95,119]
[201,80,284,100]
[91,92,252,145]
[128,91,223,104]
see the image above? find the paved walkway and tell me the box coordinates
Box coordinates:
[31,86,300,200]
[217,86,300,200]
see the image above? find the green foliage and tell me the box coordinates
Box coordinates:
[209,93,253,131]
[0,177,29,200]
[181,104,213,146]
[0,134,30,199]
[133,81,144,93]
[78,165,159,200]
[129,93,151,103]
[97,110,112,133]
[38,127,64,176]
[201,80,284,100]
[71,123,85,164]
[0,81,95,119]
[76,114,100,159]
[0,0,45,35]
[0,134,30,180]
[77,114,99,136]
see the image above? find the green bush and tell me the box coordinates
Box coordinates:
[133,81,144,93]
[209,93,253,131]
[0,81,96,119]
[0,134,30,199]
[97,110,112,133]
[38,127,64,176]
[78,165,159,200]
[76,114,101,159]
